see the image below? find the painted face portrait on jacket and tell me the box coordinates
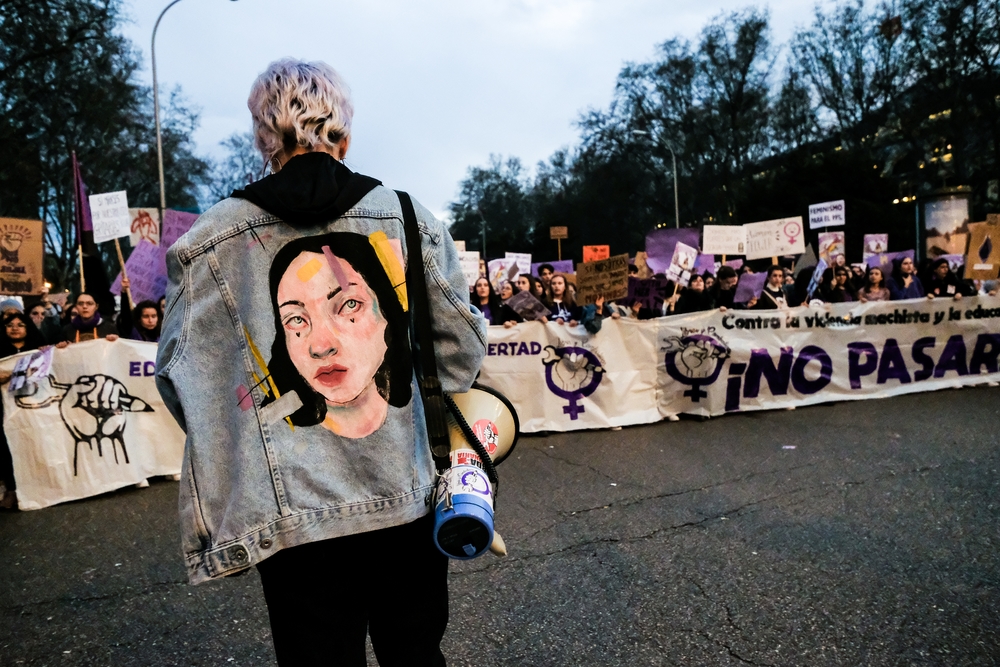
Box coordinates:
[266,232,411,438]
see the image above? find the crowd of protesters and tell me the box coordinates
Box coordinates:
[0,278,164,509]
[473,256,1000,327]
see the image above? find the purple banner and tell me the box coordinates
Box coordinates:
[733,272,767,304]
[111,240,168,304]
[161,210,199,248]
[645,228,700,274]
[531,260,574,276]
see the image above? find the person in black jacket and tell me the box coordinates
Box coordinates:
[674,274,716,314]
[749,265,788,309]
[711,266,739,311]
[925,258,963,300]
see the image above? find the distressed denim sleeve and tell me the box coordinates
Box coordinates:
[412,199,487,394]
[155,245,188,433]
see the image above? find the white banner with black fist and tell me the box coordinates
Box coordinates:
[1,339,184,510]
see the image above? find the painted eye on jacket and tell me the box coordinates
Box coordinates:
[282,314,309,331]
[339,299,362,316]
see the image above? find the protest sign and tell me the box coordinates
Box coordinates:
[505,290,550,321]
[733,272,767,303]
[702,225,746,255]
[645,228,701,273]
[965,220,1000,280]
[862,234,888,262]
[665,241,698,286]
[576,253,629,305]
[487,258,518,292]
[479,295,1000,432]
[458,250,482,289]
[633,252,653,279]
[128,208,160,247]
[161,209,199,248]
[583,245,610,262]
[550,226,568,240]
[0,339,185,510]
[725,258,744,270]
[453,239,466,252]
[818,231,846,263]
[795,244,818,275]
[505,252,532,278]
[110,240,168,304]
[743,217,805,260]
[939,254,965,274]
[628,277,672,310]
[531,260,573,276]
[808,200,846,229]
[0,218,44,295]
[694,254,716,275]
[89,191,131,243]
[806,259,828,300]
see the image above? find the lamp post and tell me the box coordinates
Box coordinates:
[152,0,238,210]
[632,129,680,228]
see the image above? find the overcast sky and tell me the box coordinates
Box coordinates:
[121,0,819,219]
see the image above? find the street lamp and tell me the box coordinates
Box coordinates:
[152,0,238,210]
[632,129,680,229]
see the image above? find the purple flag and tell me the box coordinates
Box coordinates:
[531,259,574,276]
[645,228,700,274]
[693,253,716,275]
[733,272,767,303]
[71,152,93,236]
[161,210,200,248]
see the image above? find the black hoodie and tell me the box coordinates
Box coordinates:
[231,152,381,225]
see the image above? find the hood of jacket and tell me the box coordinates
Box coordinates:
[231,152,381,226]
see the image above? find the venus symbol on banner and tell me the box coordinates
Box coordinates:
[743,217,805,260]
[662,329,731,401]
[541,344,604,419]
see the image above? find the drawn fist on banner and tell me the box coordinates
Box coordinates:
[0,231,24,263]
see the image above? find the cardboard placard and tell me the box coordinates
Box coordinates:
[504,252,532,278]
[862,234,888,261]
[702,225,746,255]
[582,245,610,262]
[160,209,199,248]
[458,251,482,289]
[0,218,44,295]
[89,191,131,243]
[818,231,846,263]
[576,253,629,305]
[665,241,698,287]
[744,217,805,260]
[487,258,518,292]
[453,240,466,252]
[110,240,168,304]
[504,290,551,321]
[965,220,1000,280]
[550,226,568,240]
[128,208,161,247]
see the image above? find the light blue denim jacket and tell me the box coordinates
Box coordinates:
[155,186,486,584]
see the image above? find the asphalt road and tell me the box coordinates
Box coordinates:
[2,386,999,666]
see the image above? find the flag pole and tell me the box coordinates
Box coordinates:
[113,238,133,309]
[78,245,85,293]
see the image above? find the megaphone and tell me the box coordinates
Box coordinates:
[432,383,519,560]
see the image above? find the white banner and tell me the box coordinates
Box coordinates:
[1,339,185,510]
[480,296,1000,432]
[808,199,846,229]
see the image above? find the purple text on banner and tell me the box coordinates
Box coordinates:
[627,276,671,310]
[111,240,168,304]
[161,210,199,248]
[644,228,700,274]
[531,260,574,276]
[733,272,768,303]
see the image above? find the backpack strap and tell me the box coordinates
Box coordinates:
[397,191,451,470]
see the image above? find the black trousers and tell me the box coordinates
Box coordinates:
[256,514,449,667]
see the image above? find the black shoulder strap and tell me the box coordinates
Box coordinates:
[397,191,451,470]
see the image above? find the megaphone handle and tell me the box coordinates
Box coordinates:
[444,393,500,499]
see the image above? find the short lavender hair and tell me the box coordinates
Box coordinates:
[248,58,353,162]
